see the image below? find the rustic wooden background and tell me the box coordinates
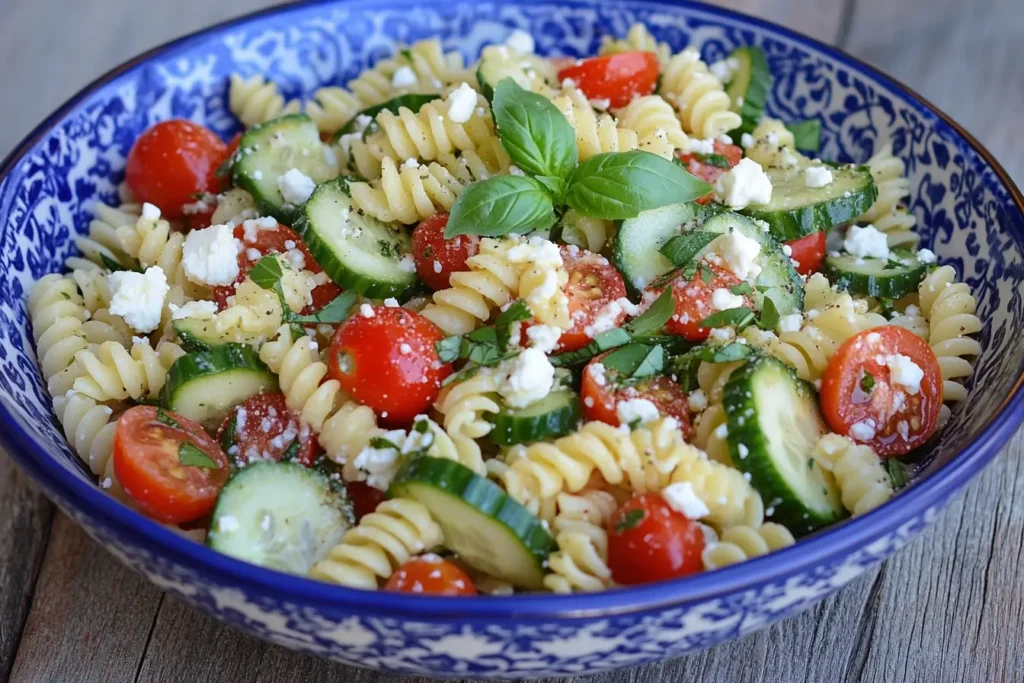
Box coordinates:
[2,0,1022,681]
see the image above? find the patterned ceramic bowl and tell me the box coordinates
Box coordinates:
[2,0,1022,678]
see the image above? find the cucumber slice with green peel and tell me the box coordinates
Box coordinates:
[725,46,771,135]
[739,163,878,241]
[612,202,696,299]
[208,461,354,574]
[722,357,845,534]
[294,178,420,299]
[476,47,554,101]
[389,455,556,589]
[489,389,581,445]
[823,247,928,299]
[162,344,278,431]
[232,114,339,224]
[172,317,264,351]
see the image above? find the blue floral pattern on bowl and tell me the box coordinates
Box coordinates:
[1,0,1022,678]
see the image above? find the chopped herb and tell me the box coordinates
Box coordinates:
[860,371,875,394]
[290,290,358,325]
[625,289,674,338]
[413,418,430,434]
[692,152,731,169]
[249,254,284,290]
[179,442,219,469]
[378,240,398,258]
[785,119,822,152]
[730,282,754,296]
[614,508,646,533]
[61,292,71,300]
[699,306,755,330]
[886,458,912,490]
[281,440,301,462]
[884,258,907,270]
[600,343,664,381]
[659,231,720,268]
[757,296,780,331]
[435,335,463,364]
[441,364,480,386]
[100,253,140,273]
[549,327,632,367]
[495,300,533,350]
[156,407,182,429]
[369,437,401,451]
[698,263,716,285]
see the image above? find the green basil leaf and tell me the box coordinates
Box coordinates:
[786,119,821,152]
[290,290,358,325]
[861,371,875,394]
[101,253,141,273]
[886,458,912,491]
[219,412,238,456]
[625,289,674,338]
[659,231,720,267]
[693,152,732,169]
[757,295,780,331]
[534,175,567,201]
[179,442,219,469]
[565,151,714,220]
[369,437,401,451]
[435,335,463,364]
[281,440,301,463]
[637,335,695,357]
[441,364,480,387]
[332,94,438,142]
[495,300,533,327]
[445,175,557,238]
[156,407,181,429]
[549,328,632,367]
[601,343,663,379]
[631,345,665,380]
[249,255,284,290]
[614,508,646,533]
[730,282,754,296]
[668,342,756,391]
[699,263,716,285]
[700,306,755,330]
[467,326,499,345]
[493,78,578,179]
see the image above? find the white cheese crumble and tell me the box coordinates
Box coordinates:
[391,65,418,88]
[588,362,607,387]
[804,165,834,188]
[661,481,710,519]
[778,313,802,333]
[688,389,708,412]
[505,29,535,54]
[589,98,612,111]
[689,138,716,155]
[383,297,400,308]
[708,56,739,83]
[708,327,735,342]
[352,430,405,490]
[359,303,375,318]
[141,202,161,221]
[849,420,877,441]
[446,83,478,124]
[217,515,240,533]
[182,223,242,287]
[740,132,754,149]
[276,168,316,205]
[169,300,218,321]
[107,266,169,333]
[843,224,889,260]
[917,248,937,264]
[711,288,745,311]
[397,254,416,273]
[498,348,555,409]
[616,398,659,426]
[584,297,641,337]
[885,354,924,394]
[715,158,773,209]
[526,324,562,353]
[711,230,762,282]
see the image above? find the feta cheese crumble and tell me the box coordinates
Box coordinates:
[181,223,242,287]
[661,481,710,519]
[498,348,555,409]
[505,29,535,54]
[107,266,169,333]
[804,165,834,188]
[616,398,659,426]
[687,389,708,412]
[849,420,876,442]
[711,288,745,311]
[688,138,716,155]
[843,224,889,260]
[169,300,218,321]
[276,168,317,205]
[526,324,562,353]
[715,158,773,209]
[446,83,478,124]
[885,354,924,394]
[710,230,762,282]
[778,313,803,333]
[141,202,161,221]
[391,65,418,88]
[359,303,375,318]
[916,248,937,264]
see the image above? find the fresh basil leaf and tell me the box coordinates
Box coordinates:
[876,296,896,316]
[671,154,687,169]
[700,306,755,330]
[730,282,754,296]
[156,407,181,429]
[493,78,578,179]
[445,175,557,238]
[399,48,413,61]
[289,290,358,325]
[332,94,437,142]
[533,175,567,201]
[442,365,480,387]
[100,253,141,273]
[495,300,532,327]
[886,458,912,491]
[549,328,632,367]
[289,322,307,341]
[861,371,875,394]
[435,335,463,364]
[614,508,646,533]
[601,343,663,379]
[467,326,499,345]
[757,295,780,331]
[565,151,714,220]
[625,290,674,338]
[660,231,720,267]
[699,263,715,285]
[786,119,821,152]
[219,413,238,456]
[250,255,284,290]
[631,345,665,380]
[693,152,732,169]
[369,437,401,451]
[637,335,695,357]
[179,442,219,469]
[281,439,301,463]
[669,342,756,391]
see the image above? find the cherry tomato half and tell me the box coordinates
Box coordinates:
[328,306,452,425]
[646,261,753,341]
[384,556,478,596]
[580,353,692,438]
[113,406,230,524]
[183,133,242,231]
[125,120,228,218]
[216,393,317,467]
[607,494,705,585]
[346,480,387,519]
[676,140,743,204]
[820,327,943,456]
[785,231,827,276]
[557,52,660,108]
[558,245,629,352]
[411,213,481,291]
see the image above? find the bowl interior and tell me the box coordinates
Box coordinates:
[1,0,1022,591]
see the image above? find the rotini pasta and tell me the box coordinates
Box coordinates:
[614,95,689,152]
[549,86,674,160]
[693,403,730,465]
[69,201,140,271]
[813,434,893,516]
[857,143,918,247]
[918,266,982,404]
[228,73,302,128]
[28,274,90,382]
[701,523,795,569]
[434,369,500,475]
[560,210,613,253]
[743,117,800,168]
[51,391,119,488]
[660,47,742,139]
[348,155,477,224]
[543,490,618,593]
[71,339,184,402]
[600,23,671,64]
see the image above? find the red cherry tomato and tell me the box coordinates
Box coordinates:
[411,213,481,291]
[580,353,692,438]
[346,480,387,519]
[784,231,827,276]
[676,140,743,204]
[557,52,660,108]
[820,327,942,456]
[216,393,317,467]
[384,556,478,595]
[646,261,752,341]
[113,406,230,524]
[558,245,629,352]
[607,494,705,585]
[328,306,452,425]
[125,120,228,218]
[211,221,341,314]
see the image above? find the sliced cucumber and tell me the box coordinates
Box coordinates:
[476,45,554,101]
[740,163,878,241]
[294,178,419,299]
[232,114,339,224]
[162,344,278,431]
[172,316,263,351]
[389,455,556,589]
[612,202,696,299]
[208,461,354,574]
[722,357,845,534]
[725,46,771,134]
[489,389,581,445]
[823,247,928,299]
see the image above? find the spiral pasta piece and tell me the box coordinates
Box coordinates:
[661,48,742,139]
[561,210,613,253]
[309,498,444,589]
[28,274,90,382]
[918,266,982,404]
[600,23,671,64]
[693,403,731,465]
[211,278,286,343]
[70,201,140,271]
[83,308,134,347]
[543,490,618,593]
[116,206,194,291]
[813,434,892,516]
[67,265,112,313]
[349,155,478,224]
[697,361,742,404]
[305,87,364,135]
[228,73,302,128]
[549,87,673,160]
[701,523,795,569]
[434,369,500,475]
[421,237,521,335]
[71,339,184,402]
[613,95,689,151]
[858,143,918,247]
[209,188,257,226]
[51,392,117,480]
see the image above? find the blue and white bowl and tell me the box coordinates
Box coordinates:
[2,0,1022,678]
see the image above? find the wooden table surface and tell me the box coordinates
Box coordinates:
[2,0,1023,681]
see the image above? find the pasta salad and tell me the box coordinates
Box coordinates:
[29,23,982,595]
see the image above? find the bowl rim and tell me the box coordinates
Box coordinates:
[3,0,1024,621]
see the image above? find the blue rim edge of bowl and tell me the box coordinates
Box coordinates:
[2,0,1023,622]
